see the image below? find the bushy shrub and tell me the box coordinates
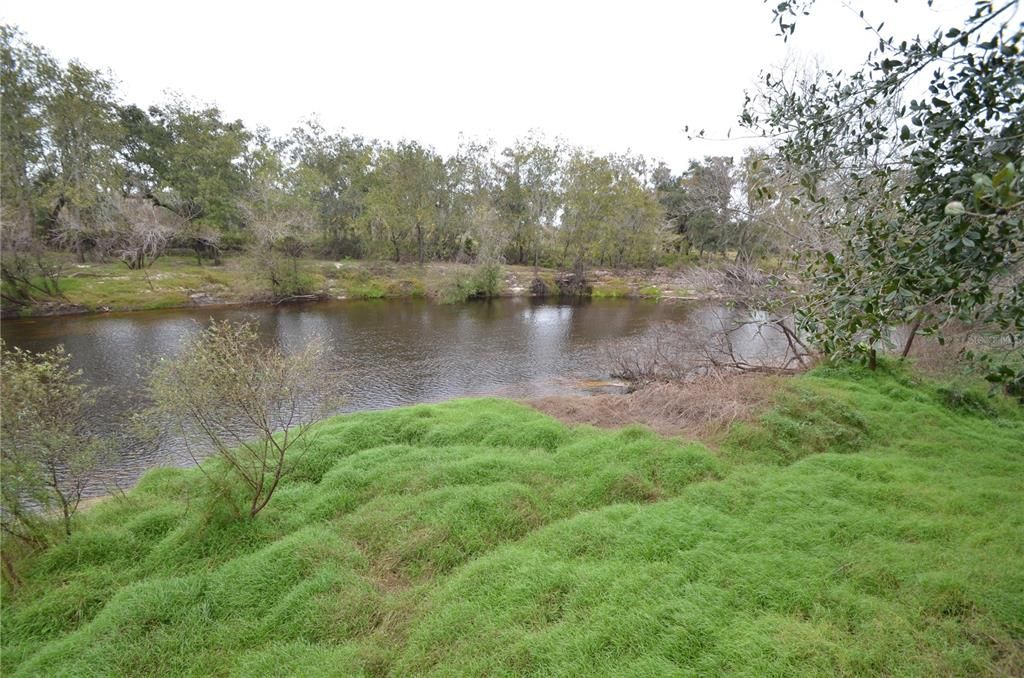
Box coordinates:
[1,342,102,545]
[937,385,997,417]
[470,263,502,297]
[145,320,341,519]
[441,264,503,303]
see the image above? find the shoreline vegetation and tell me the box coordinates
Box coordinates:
[2,365,1022,675]
[1,255,767,319]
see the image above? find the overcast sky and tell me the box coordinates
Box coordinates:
[3,0,974,170]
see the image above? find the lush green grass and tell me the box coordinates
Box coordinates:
[2,367,1022,676]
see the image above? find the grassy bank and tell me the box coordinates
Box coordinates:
[5,255,731,317]
[2,366,1021,676]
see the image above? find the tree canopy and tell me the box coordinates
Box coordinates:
[0,24,774,275]
[742,0,1022,383]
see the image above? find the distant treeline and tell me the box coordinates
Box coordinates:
[2,26,792,273]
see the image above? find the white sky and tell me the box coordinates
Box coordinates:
[2,0,974,171]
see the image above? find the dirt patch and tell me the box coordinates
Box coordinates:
[528,373,778,440]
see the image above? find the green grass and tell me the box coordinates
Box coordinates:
[47,256,265,312]
[324,262,429,300]
[590,277,632,299]
[2,367,1022,676]
[637,284,663,299]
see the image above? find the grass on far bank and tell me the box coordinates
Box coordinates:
[2,364,1022,676]
[11,254,691,316]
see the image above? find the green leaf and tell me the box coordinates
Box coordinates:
[992,162,1015,188]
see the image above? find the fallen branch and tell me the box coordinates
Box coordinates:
[272,293,328,305]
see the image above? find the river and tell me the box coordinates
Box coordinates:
[1,297,783,492]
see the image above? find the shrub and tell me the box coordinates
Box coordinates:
[471,263,503,298]
[441,264,503,303]
[145,320,341,519]
[936,385,997,417]
[0,343,102,544]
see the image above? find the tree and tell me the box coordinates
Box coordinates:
[1,343,101,544]
[112,196,186,270]
[559,150,617,267]
[1,26,124,268]
[117,103,168,196]
[559,150,665,268]
[730,149,801,263]
[362,142,445,263]
[146,320,338,519]
[0,26,55,235]
[434,138,494,261]
[143,96,251,232]
[495,135,565,265]
[0,229,65,309]
[679,156,736,259]
[239,139,318,296]
[604,155,667,268]
[743,0,1023,379]
[284,120,374,258]
[39,59,124,238]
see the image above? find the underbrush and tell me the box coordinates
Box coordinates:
[2,367,1022,676]
[530,374,776,438]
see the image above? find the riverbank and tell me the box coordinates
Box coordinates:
[2,365,1021,676]
[2,255,762,318]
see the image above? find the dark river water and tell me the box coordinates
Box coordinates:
[1,298,780,492]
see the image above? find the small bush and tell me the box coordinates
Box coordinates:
[937,385,997,417]
[591,281,631,298]
[471,263,503,297]
[145,320,341,519]
[272,272,316,297]
[441,264,503,303]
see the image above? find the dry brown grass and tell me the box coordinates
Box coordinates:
[904,334,967,376]
[528,373,779,441]
[900,321,1016,378]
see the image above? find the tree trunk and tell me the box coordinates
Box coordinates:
[47,194,66,232]
[416,223,425,266]
[868,348,878,371]
[901,315,924,359]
